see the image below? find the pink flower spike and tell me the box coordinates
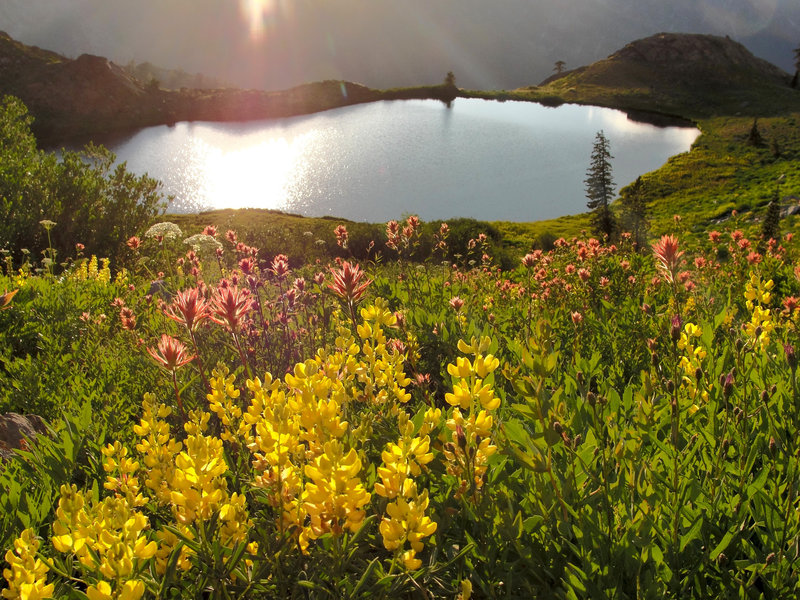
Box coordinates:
[147,334,194,371]
[652,234,684,283]
[166,288,211,332]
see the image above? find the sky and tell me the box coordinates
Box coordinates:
[0,0,797,91]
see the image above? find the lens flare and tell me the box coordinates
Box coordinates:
[239,0,281,40]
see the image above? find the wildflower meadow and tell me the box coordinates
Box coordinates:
[1,213,800,599]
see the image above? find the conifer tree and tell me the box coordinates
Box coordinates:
[620,176,649,249]
[761,179,783,248]
[584,130,616,240]
[747,118,763,147]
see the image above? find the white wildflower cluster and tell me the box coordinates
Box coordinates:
[145,222,183,241]
[184,234,223,254]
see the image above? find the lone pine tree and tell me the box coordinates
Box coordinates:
[620,176,649,249]
[585,130,616,240]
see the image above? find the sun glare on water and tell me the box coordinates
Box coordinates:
[191,130,316,212]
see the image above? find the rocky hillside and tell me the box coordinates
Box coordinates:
[0,32,393,145]
[532,33,799,118]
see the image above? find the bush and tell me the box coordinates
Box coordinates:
[0,96,165,267]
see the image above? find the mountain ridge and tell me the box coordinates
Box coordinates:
[1,31,798,145]
[529,32,798,118]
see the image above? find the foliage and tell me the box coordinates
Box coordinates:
[2,211,800,598]
[0,96,165,266]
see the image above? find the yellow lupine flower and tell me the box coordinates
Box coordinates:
[360,299,397,327]
[473,354,499,378]
[86,581,113,600]
[379,486,437,570]
[447,357,473,380]
[445,379,472,410]
[154,527,193,575]
[302,440,371,545]
[2,529,54,600]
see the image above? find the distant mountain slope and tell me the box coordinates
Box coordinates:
[0,31,388,145]
[532,33,798,118]
[0,31,465,145]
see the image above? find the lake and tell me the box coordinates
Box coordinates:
[102,98,700,222]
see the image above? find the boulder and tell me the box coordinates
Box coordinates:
[0,412,48,460]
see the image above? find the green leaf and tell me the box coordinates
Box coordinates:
[680,515,704,551]
[351,558,380,597]
[746,467,769,499]
[710,528,737,560]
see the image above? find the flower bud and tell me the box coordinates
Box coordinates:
[786,344,797,370]
[456,425,467,450]
[576,371,584,386]
[670,315,682,343]
[587,391,596,407]
[553,421,563,434]
[722,372,734,398]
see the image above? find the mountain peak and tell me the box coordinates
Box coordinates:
[537,32,797,117]
[612,33,787,79]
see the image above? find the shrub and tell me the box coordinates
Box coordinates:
[0,96,165,267]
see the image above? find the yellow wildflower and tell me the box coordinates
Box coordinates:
[2,529,54,600]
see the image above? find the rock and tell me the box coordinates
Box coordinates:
[0,412,48,460]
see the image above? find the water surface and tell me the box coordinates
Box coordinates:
[104,99,699,222]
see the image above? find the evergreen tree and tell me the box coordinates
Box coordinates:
[620,176,649,248]
[747,118,763,147]
[761,180,783,248]
[584,130,616,240]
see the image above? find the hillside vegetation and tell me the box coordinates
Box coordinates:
[3,31,800,600]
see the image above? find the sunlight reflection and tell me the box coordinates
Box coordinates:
[197,131,317,211]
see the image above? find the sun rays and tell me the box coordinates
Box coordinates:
[239,0,292,41]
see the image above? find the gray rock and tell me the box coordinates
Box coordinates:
[0,412,48,460]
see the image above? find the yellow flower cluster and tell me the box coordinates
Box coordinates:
[242,302,411,551]
[443,337,500,499]
[2,302,436,591]
[133,394,181,505]
[677,322,708,408]
[132,394,251,570]
[207,367,248,442]
[302,439,371,550]
[50,483,156,600]
[70,256,112,283]
[744,273,775,351]
[2,529,53,600]
[376,411,438,570]
[12,269,27,289]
